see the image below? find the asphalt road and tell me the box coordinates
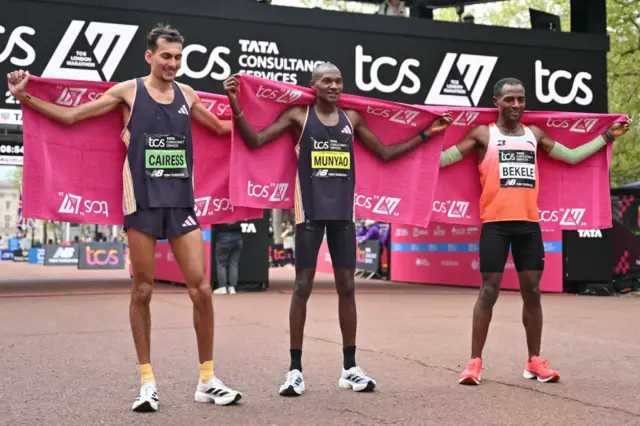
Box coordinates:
[1,263,639,425]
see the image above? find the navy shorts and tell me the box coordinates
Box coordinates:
[124,206,200,240]
[294,219,356,270]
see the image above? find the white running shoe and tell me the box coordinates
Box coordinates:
[339,366,377,392]
[213,287,228,295]
[194,377,243,405]
[279,369,305,396]
[228,287,237,295]
[132,382,159,412]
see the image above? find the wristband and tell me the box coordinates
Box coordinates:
[233,109,244,119]
[420,130,429,143]
[604,129,615,142]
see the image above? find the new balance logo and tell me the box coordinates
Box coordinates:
[341,125,352,135]
[42,20,138,81]
[178,105,189,115]
[53,247,75,259]
[425,53,498,107]
[182,216,197,228]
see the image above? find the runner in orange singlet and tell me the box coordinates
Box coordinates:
[437,78,630,385]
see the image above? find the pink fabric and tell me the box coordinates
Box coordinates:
[229,74,446,227]
[20,76,262,225]
[19,75,627,231]
[426,107,627,229]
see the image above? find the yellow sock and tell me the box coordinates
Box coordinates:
[200,360,214,383]
[139,363,154,386]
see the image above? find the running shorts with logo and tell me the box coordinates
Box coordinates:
[477,123,544,273]
[121,78,200,240]
[293,105,357,270]
[124,205,200,240]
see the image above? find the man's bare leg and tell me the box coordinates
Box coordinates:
[128,229,157,374]
[170,228,242,405]
[128,228,160,412]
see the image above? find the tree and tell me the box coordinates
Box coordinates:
[10,166,22,189]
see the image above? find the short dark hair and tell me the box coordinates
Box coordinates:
[146,24,184,51]
[493,78,524,97]
[311,62,341,82]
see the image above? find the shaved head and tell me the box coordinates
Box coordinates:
[310,62,343,104]
[311,62,341,82]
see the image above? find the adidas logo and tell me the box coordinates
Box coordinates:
[341,125,352,135]
[178,105,189,115]
[182,215,197,228]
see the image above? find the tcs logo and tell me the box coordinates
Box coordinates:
[355,45,421,95]
[247,181,289,202]
[355,194,372,209]
[312,138,330,150]
[85,247,120,266]
[499,152,516,162]
[148,138,166,148]
[538,210,559,223]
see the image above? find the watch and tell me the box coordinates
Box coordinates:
[420,130,429,142]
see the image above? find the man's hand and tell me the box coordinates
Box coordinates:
[7,69,30,101]
[426,111,453,137]
[609,120,631,138]
[223,76,239,103]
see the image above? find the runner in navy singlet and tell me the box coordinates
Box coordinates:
[8,24,243,413]
[223,64,452,396]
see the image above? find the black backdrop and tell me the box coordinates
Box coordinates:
[1,0,608,114]
[1,0,611,290]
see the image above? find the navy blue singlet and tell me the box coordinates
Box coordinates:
[126,78,194,209]
[295,105,356,222]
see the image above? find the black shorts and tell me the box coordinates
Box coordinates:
[479,221,544,273]
[123,205,200,240]
[295,220,356,270]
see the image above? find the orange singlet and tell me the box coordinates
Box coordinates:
[477,123,539,223]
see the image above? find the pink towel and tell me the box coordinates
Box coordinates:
[427,107,627,229]
[20,76,262,225]
[229,74,445,227]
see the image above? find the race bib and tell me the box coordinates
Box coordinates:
[498,149,536,188]
[144,134,189,179]
[310,137,351,179]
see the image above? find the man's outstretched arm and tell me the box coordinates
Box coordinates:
[349,110,453,162]
[439,126,484,168]
[8,70,129,125]
[535,122,630,164]
[223,75,298,150]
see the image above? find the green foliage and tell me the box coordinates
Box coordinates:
[606,0,639,186]
[10,166,22,189]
